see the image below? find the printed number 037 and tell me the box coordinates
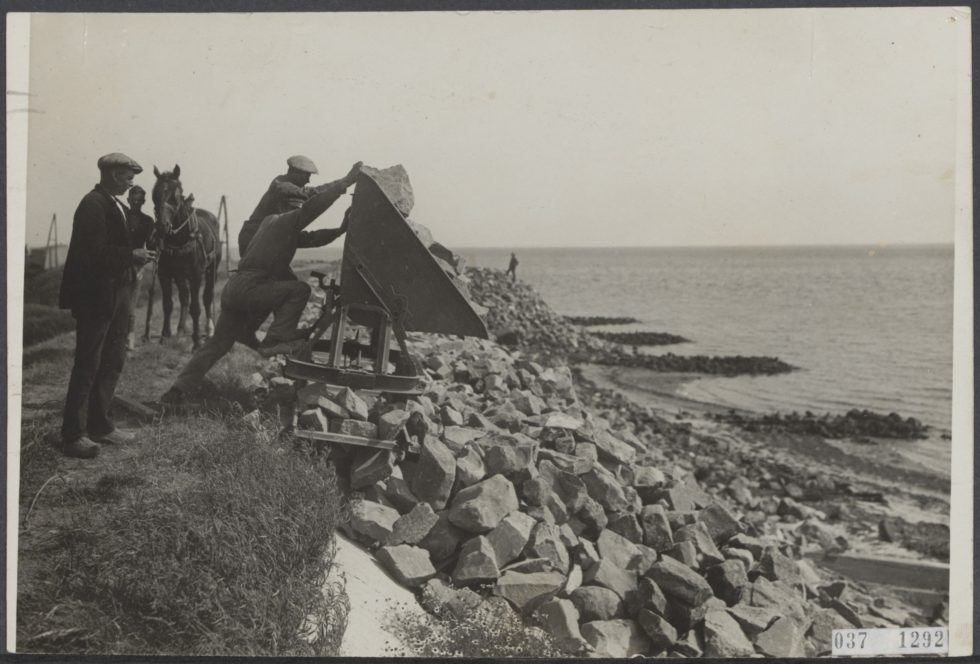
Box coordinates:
[833,632,867,650]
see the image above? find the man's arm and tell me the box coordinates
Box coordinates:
[297,227,346,248]
[297,207,351,248]
[293,162,362,231]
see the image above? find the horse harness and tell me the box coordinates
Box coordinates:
[162,206,217,265]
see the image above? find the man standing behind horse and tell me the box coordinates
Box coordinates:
[161,160,362,404]
[59,153,157,458]
[125,184,156,350]
[239,155,340,257]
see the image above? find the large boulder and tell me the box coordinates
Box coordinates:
[703,609,755,658]
[362,163,415,216]
[418,510,466,562]
[640,504,675,551]
[646,556,714,607]
[337,387,369,421]
[350,449,396,490]
[569,585,624,621]
[456,446,487,487]
[581,466,630,512]
[727,603,780,637]
[705,559,749,606]
[527,523,571,574]
[755,616,807,657]
[411,437,457,510]
[533,598,587,653]
[581,619,650,658]
[376,544,436,589]
[486,511,537,567]
[592,429,636,465]
[637,609,678,651]
[698,502,743,544]
[626,576,668,616]
[453,535,501,585]
[583,559,638,600]
[538,461,589,511]
[378,409,409,440]
[493,570,566,613]
[384,476,419,513]
[597,528,644,570]
[349,500,400,543]
[448,474,519,533]
[748,576,808,627]
[387,502,439,546]
[521,478,569,524]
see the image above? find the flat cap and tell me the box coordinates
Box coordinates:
[97,152,143,173]
[287,155,318,174]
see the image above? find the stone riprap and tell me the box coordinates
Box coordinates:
[266,266,936,658]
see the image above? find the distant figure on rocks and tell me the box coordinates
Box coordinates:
[59,152,157,458]
[238,155,354,258]
[507,252,519,282]
[125,185,156,351]
[161,161,362,405]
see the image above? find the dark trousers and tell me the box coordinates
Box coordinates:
[173,306,266,392]
[62,282,134,442]
[222,271,311,341]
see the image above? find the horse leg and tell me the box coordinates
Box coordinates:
[175,277,190,336]
[189,272,203,350]
[203,262,217,337]
[143,265,157,341]
[160,273,174,341]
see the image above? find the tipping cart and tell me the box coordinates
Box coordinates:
[284,168,489,451]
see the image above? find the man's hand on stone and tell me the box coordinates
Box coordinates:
[133,247,157,266]
[340,207,352,233]
[344,161,363,187]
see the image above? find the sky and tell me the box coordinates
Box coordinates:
[17,8,967,249]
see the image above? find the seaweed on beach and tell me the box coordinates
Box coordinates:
[713,408,930,440]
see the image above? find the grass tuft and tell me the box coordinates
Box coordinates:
[18,413,349,656]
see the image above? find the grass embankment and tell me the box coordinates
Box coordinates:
[17,301,350,655]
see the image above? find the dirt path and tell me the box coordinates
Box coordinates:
[16,296,419,656]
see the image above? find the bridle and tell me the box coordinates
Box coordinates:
[155,181,200,256]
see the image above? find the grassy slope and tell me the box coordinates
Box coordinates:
[16,288,349,656]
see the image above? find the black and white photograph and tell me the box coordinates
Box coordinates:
[5,7,973,658]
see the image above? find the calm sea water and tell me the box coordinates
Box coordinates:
[458,245,955,431]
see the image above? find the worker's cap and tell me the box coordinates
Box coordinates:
[286,155,318,174]
[128,185,146,196]
[97,152,143,174]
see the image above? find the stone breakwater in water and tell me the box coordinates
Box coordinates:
[466,268,794,377]
[713,410,930,441]
[256,267,941,658]
[590,330,691,347]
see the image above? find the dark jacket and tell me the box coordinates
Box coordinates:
[238,175,347,257]
[59,185,135,317]
[127,208,155,249]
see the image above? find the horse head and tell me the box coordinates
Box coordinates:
[152,164,193,239]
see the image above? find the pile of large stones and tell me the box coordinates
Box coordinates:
[282,327,919,657]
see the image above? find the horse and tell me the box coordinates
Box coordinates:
[150,165,222,350]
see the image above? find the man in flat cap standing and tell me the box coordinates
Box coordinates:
[238,155,345,257]
[59,153,157,458]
